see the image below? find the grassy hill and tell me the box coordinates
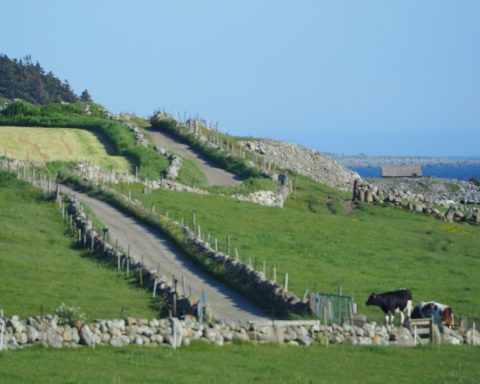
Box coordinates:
[0,174,157,319]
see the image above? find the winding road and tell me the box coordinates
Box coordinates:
[61,185,269,322]
[145,128,242,186]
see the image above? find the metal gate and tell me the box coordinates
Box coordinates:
[311,292,356,324]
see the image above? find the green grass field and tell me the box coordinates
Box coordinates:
[0,126,130,172]
[0,174,157,319]
[1,343,478,383]
[113,174,480,320]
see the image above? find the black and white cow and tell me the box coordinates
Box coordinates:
[411,301,454,328]
[366,288,413,325]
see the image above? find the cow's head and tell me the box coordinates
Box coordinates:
[442,307,454,328]
[365,293,377,306]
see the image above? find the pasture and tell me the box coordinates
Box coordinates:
[0,126,130,172]
[0,175,157,319]
[0,343,478,383]
[112,174,480,321]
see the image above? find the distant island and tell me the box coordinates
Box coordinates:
[333,154,480,168]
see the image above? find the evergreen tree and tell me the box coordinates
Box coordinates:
[0,54,79,104]
[80,89,92,102]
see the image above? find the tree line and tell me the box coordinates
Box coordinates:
[0,54,91,105]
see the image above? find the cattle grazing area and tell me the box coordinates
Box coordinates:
[0,126,130,172]
[112,175,480,321]
[0,343,478,383]
[0,176,157,319]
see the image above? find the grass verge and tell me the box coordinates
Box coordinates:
[0,173,158,319]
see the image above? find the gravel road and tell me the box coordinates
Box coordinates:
[145,128,242,186]
[61,185,270,322]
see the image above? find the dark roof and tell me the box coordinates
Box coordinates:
[381,166,422,178]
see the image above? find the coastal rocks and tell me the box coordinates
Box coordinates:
[238,140,360,191]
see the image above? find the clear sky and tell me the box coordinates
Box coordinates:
[2,0,479,156]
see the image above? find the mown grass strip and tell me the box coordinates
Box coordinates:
[0,343,478,384]
[0,101,169,179]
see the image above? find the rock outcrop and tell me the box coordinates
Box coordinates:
[239,140,360,191]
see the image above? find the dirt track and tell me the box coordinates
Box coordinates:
[145,128,242,186]
[61,185,270,322]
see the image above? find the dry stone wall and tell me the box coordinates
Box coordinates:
[354,181,480,224]
[62,195,197,317]
[1,315,477,351]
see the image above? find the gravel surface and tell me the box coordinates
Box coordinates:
[145,128,242,186]
[60,185,270,322]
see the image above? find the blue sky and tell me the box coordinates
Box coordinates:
[2,0,479,156]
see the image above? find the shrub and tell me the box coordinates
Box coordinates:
[54,303,86,325]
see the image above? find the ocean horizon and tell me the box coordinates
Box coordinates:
[349,164,480,181]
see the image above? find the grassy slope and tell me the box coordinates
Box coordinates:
[0,126,129,171]
[0,343,478,383]
[113,174,480,320]
[0,176,158,319]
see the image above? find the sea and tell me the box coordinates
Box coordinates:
[347,158,480,181]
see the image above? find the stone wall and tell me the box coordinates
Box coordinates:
[354,181,480,224]
[62,195,197,317]
[1,315,477,351]
[63,190,308,317]
[184,234,310,315]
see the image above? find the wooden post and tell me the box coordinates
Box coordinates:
[337,285,342,324]
[0,310,4,352]
[474,322,476,346]
[285,273,289,291]
[214,239,218,252]
[90,236,95,252]
[352,179,359,202]
[126,257,130,278]
[234,248,239,261]
[152,278,158,298]
[197,225,201,240]
[273,267,277,283]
